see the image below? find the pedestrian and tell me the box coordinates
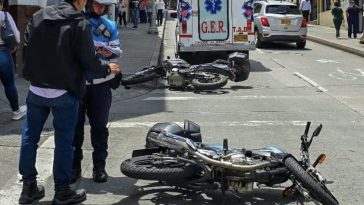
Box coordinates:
[331,1,344,38]
[18,0,120,204]
[299,0,311,23]
[155,0,165,26]
[118,0,127,27]
[346,0,361,38]
[71,0,123,184]
[146,0,153,25]
[139,0,147,23]
[129,0,140,29]
[0,0,26,121]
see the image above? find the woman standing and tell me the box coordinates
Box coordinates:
[118,0,127,27]
[331,1,344,38]
[0,0,26,120]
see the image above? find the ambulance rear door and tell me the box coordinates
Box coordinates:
[231,0,255,48]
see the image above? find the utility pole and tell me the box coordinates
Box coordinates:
[148,0,159,34]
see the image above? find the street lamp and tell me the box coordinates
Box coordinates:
[148,0,159,34]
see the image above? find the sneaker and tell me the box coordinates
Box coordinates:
[92,168,108,183]
[70,169,82,184]
[19,181,45,204]
[12,105,27,120]
[52,186,86,205]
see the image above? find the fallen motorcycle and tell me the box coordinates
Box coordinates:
[121,52,250,91]
[121,121,339,205]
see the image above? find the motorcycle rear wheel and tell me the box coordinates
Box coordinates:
[121,68,162,85]
[121,155,199,182]
[284,156,339,205]
[191,73,228,90]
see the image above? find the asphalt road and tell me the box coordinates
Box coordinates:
[1,18,364,204]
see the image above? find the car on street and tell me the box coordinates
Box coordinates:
[253,0,307,49]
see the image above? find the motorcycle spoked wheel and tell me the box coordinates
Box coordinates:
[121,68,163,85]
[284,156,339,205]
[121,155,200,182]
[191,73,228,90]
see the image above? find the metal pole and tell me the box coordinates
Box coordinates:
[148,0,159,34]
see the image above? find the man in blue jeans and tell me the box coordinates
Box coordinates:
[18,0,120,204]
[130,0,139,28]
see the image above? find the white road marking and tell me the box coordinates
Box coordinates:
[143,95,326,101]
[0,136,54,205]
[316,59,340,64]
[256,48,264,54]
[109,121,308,128]
[293,72,328,92]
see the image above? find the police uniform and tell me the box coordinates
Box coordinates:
[73,14,122,178]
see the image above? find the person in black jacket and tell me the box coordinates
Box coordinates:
[18,0,120,204]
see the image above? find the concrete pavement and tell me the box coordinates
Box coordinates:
[307,24,364,57]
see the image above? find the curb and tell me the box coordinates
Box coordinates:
[307,35,364,58]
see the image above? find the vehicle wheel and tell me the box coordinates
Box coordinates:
[284,156,339,205]
[296,41,306,49]
[178,52,192,62]
[121,69,160,85]
[192,73,228,90]
[255,30,264,49]
[121,155,199,182]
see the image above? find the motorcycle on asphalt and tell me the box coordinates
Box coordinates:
[121,52,250,91]
[121,121,339,205]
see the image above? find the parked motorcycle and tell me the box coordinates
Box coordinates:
[121,52,250,91]
[121,121,339,205]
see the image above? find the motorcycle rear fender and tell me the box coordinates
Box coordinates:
[228,52,249,82]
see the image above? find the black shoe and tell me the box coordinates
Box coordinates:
[70,169,82,184]
[19,181,45,204]
[92,169,108,183]
[52,187,86,205]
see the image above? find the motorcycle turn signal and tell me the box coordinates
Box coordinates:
[313,153,326,167]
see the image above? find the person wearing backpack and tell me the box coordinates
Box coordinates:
[0,0,26,121]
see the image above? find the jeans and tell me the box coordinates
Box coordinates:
[0,48,19,111]
[19,91,79,189]
[132,9,139,28]
[73,82,111,170]
[157,9,164,25]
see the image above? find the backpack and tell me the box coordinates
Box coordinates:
[0,12,18,50]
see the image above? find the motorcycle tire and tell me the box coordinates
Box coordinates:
[121,70,160,85]
[284,156,339,205]
[191,73,228,90]
[121,155,199,182]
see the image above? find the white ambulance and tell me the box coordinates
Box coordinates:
[175,0,256,59]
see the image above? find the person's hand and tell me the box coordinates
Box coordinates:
[108,63,121,74]
[10,46,17,54]
[96,47,113,57]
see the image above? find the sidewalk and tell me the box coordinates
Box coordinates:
[307,24,364,57]
[0,22,165,205]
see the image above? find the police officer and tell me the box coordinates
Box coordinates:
[71,0,122,183]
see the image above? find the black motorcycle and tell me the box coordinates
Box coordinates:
[121,52,250,91]
[121,121,339,205]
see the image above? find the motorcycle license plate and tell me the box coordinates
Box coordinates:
[281,19,291,25]
[234,34,248,42]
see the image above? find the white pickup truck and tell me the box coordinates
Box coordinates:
[175,0,256,60]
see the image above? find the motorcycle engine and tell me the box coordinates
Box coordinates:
[167,68,186,88]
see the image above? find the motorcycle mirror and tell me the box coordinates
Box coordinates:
[312,124,323,137]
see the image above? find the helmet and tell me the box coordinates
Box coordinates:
[94,0,117,4]
[86,0,116,18]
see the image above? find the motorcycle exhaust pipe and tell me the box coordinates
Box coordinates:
[193,151,271,171]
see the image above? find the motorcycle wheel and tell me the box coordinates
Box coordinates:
[284,156,339,205]
[121,155,199,182]
[191,73,228,90]
[121,68,161,85]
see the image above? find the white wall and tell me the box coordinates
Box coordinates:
[8,0,49,7]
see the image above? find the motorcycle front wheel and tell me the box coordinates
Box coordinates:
[121,155,200,182]
[191,73,228,90]
[284,156,339,205]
